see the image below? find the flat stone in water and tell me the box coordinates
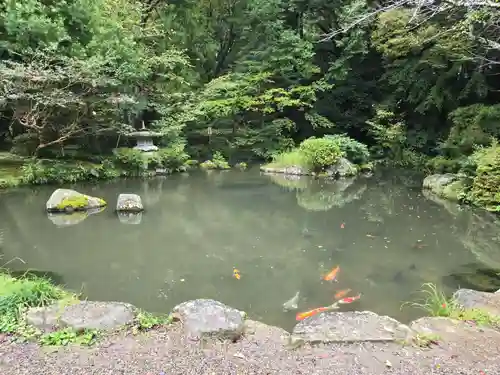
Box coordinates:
[291,311,413,344]
[27,301,136,331]
[453,288,500,317]
[173,299,245,340]
[116,193,144,212]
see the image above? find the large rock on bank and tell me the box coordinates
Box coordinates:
[453,288,500,317]
[172,299,245,340]
[116,193,144,212]
[46,189,107,213]
[26,301,136,331]
[422,173,465,201]
[325,157,358,178]
[291,311,413,344]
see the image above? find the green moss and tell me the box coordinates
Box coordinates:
[467,143,500,212]
[442,180,466,201]
[200,160,217,169]
[56,195,90,211]
[235,162,248,170]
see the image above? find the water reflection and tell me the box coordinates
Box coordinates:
[48,207,106,227]
[0,168,498,331]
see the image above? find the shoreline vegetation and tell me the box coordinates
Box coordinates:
[0,269,498,349]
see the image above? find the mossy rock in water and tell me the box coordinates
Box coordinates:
[46,188,107,213]
[422,173,466,202]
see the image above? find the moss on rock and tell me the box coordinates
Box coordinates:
[56,195,90,211]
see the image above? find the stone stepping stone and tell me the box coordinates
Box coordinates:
[172,299,245,340]
[454,288,500,317]
[26,301,135,331]
[291,311,413,344]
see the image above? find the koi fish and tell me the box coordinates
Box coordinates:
[340,223,345,229]
[323,265,340,281]
[334,288,351,300]
[233,268,241,280]
[283,291,300,311]
[296,306,329,321]
[338,294,361,304]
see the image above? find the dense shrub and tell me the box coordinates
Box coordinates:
[324,134,370,164]
[467,143,500,212]
[298,137,344,171]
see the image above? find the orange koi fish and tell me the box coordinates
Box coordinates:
[296,307,329,321]
[334,288,351,300]
[338,294,361,304]
[323,266,340,281]
[233,268,241,280]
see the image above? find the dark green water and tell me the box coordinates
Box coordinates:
[1,168,499,331]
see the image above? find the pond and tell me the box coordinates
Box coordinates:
[1,168,499,331]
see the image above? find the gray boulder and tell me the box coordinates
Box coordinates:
[46,189,107,213]
[260,165,311,176]
[116,193,144,212]
[325,157,358,178]
[453,288,500,317]
[291,311,413,344]
[26,301,136,331]
[172,299,245,340]
[422,174,465,201]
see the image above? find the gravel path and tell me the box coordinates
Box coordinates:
[1,322,500,375]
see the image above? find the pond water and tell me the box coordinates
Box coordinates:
[1,168,499,331]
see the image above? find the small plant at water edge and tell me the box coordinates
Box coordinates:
[402,282,456,317]
[40,327,99,346]
[131,310,173,333]
[200,151,231,170]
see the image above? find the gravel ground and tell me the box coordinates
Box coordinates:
[1,322,500,375]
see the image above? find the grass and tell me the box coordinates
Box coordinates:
[0,267,174,346]
[262,149,311,170]
[403,282,500,329]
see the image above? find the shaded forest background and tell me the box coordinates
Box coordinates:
[1,0,500,166]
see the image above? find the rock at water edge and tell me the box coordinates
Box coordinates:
[46,189,107,213]
[173,299,245,340]
[291,311,413,344]
[453,288,500,317]
[422,174,465,201]
[260,165,311,176]
[26,301,136,331]
[116,193,144,212]
[325,157,358,178]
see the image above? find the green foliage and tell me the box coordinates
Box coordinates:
[404,283,500,330]
[266,149,309,170]
[298,137,344,172]
[20,160,120,185]
[324,134,370,164]
[444,105,500,156]
[113,149,146,175]
[426,156,462,174]
[0,273,74,340]
[131,310,172,333]
[200,151,230,170]
[467,142,500,212]
[402,283,456,317]
[40,328,99,346]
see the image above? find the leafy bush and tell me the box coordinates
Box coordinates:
[467,142,500,212]
[200,151,230,170]
[298,137,344,171]
[324,134,370,164]
[267,149,308,169]
[20,160,120,185]
[426,156,461,173]
[149,143,190,172]
[113,149,146,175]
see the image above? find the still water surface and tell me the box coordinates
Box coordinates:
[1,168,499,331]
